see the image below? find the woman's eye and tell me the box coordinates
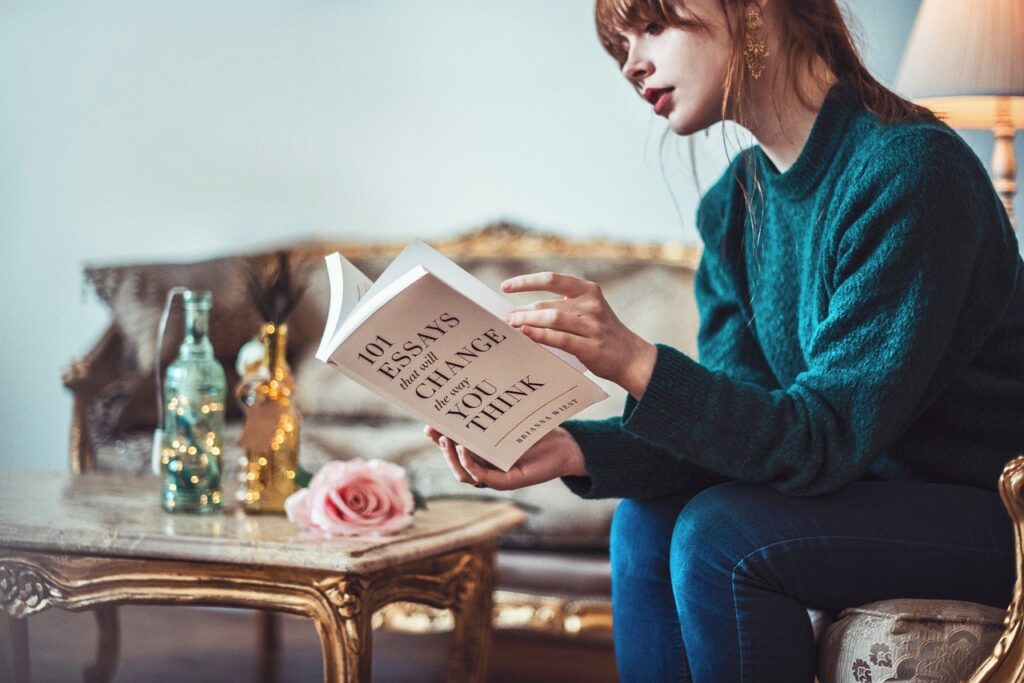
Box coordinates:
[644,22,663,34]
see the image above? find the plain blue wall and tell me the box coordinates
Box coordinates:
[0,1,1019,471]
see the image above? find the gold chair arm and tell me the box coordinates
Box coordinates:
[966,455,1024,682]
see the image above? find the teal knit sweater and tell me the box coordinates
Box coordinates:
[562,80,1024,499]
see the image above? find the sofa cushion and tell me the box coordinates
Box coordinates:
[817,598,1004,683]
[85,254,265,428]
[83,248,418,428]
[496,549,612,598]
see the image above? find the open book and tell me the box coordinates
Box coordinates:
[315,239,609,471]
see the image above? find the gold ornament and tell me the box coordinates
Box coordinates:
[744,6,769,80]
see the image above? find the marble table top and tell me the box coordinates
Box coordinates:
[0,471,526,574]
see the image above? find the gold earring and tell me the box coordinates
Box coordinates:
[744,6,769,80]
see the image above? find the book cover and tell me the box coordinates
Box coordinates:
[316,241,609,471]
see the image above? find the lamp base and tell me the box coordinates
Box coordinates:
[992,125,1017,226]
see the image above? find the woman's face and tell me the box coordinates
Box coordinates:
[618,0,732,135]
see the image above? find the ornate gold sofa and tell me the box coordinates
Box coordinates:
[65,223,1024,681]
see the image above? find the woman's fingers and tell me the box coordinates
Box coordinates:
[424,425,442,445]
[518,325,588,357]
[428,428,506,488]
[439,436,477,485]
[505,306,596,337]
[429,427,551,490]
[456,445,508,490]
[501,272,593,298]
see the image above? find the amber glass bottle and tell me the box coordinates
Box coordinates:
[236,322,300,513]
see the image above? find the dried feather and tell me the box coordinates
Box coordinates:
[243,250,311,324]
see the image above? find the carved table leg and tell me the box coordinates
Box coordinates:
[315,577,373,682]
[83,605,119,683]
[364,545,499,683]
[446,548,495,683]
[0,612,30,683]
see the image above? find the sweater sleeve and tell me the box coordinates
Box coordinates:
[695,252,780,389]
[612,129,1019,497]
[558,416,731,500]
[692,161,781,389]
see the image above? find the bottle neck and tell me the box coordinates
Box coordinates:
[262,322,290,379]
[179,305,214,359]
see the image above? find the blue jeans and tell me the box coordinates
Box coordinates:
[609,480,1015,682]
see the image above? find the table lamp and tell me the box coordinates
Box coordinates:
[895,0,1024,225]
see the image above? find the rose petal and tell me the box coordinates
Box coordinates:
[290,458,416,536]
[284,488,312,528]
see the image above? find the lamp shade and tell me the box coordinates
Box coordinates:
[895,0,1024,129]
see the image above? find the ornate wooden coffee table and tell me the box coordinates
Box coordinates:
[0,470,525,682]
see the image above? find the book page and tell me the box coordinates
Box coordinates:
[315,252,375,363]
[366,239,589,374]
[327,266,430,360]
[377,239,513,316]
[330,272,608,471]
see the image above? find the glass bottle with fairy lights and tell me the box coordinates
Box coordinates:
[160,289,226,513]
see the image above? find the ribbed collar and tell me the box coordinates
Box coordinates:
[755,78,861,200]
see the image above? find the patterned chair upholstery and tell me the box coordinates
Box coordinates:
[818,599,1006,682]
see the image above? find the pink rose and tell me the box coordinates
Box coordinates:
[284,459,415,537]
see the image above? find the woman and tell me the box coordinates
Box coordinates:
[426,0,1024,680]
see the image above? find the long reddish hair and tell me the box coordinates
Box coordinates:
[594,0,933,127]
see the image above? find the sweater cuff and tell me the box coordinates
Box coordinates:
[559,415,732,500]
[623,343,714,454]
[561,416,696,500]
[559,418,632,499]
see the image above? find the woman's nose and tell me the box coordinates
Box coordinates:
[621,52,653,83]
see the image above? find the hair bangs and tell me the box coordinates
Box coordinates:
[594,0,695,66]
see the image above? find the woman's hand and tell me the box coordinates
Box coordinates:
[424,426,587,491]
[500,272,657,399]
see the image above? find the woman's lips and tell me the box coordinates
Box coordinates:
[653,89,673,115]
